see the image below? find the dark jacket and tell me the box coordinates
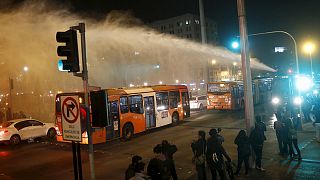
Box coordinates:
[234,135,251,156]
[147,154,171,180]
[191,138,206,158]
[206,135,231,164]
[249,128,264,145]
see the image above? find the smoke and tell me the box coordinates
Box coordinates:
[0,1,274,121]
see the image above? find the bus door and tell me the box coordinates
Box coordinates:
[108,101,120,139]
[182,92,190,117]
[144,96,156,129]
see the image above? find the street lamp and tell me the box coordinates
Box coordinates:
[231,41,240,49]
[211,60,216,65]
[23,66,29,72]
[303,42,315,78]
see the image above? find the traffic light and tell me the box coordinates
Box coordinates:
[56,29,80,72]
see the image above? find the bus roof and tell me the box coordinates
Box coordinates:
[56,85,188,97]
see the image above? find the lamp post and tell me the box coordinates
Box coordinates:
[233,31,300,74]
[303,42,315,78]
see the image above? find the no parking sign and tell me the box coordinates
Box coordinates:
[61,96,82,142]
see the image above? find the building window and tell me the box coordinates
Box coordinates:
[185,20,191,25]
[169,30,174,34]
[195,19,200,24]
[169,24,174,28]
[177,22,183,27]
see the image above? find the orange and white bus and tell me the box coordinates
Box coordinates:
[55,85,190,144]
[207,81,244,110]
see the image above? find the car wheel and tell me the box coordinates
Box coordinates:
[47,128,56,139]
[122,123,134,140]
[10,135,21,145]
[199,104,204,110]
[172,112,179,123]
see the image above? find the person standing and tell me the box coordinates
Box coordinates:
[289,120,302,160]
[274,117,284,155]
[249,116,266,171]
[161,140,178,180]
[147,144,171,180]
[206,128,231,180]
[234,130,251,176]
[130,162,150,180]
[191,130,207,180]
[126,155,143,180]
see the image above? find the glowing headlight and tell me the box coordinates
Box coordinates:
[272,97,280,104]
[293,97,302,105]
[296,76,313,91]
[313,90,319,95]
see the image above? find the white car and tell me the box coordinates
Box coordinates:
[190,95,207,110]
[0,119,56,145]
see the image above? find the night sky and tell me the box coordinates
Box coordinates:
[2,0,320,73]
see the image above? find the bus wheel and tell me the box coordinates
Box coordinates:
[172,112,179,124]
[122,123,134,140]
[10,135,21,145]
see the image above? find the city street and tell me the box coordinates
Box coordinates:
[0,104,319,180]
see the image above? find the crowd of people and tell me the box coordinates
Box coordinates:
[125,140,178,180]
[125,113,302,180]
[274,109,302,160]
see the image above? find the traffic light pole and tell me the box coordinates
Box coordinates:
[71,23,96,180]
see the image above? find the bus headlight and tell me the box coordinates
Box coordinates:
[313,90,319,95]
[272,97,280,104]
[293,97,302,105]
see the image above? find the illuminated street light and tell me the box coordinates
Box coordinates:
[23,66,29,72]
[303,41,316,78]
[231,41,239,49]
[143,82,148,86]
[211,60,216,65]
[159,81,163,84]
[233,62,237,66]
[175,80,179,84]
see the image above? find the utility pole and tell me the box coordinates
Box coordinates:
[237,0,255,133]
[199,0,211,84]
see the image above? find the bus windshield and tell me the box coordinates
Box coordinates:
[207,83,230,93]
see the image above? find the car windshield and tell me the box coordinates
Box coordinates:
[0,122,14,128]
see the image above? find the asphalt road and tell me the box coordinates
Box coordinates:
[2,105,317,180]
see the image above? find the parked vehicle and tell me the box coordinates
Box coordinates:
[190,95,207,110]
[0,119,56,145]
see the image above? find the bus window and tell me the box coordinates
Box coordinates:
[156,92,169,111]
[129,95,144,114]
[120,96,129,113]
[169,91,179,108]
[55,96,61,113]
[182,92,189,106]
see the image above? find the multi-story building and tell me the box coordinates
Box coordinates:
[150,13,218,45]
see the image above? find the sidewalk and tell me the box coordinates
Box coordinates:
[186,122,320,180]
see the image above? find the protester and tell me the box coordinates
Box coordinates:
[274,116,284,155]
[283,118,297,159]
[191,130,207,180]
[288,119,302,160]
[234,130,251,176]
[217,128,224,144]
[249,115,266,171]
[126,155,143,180]
[161,140,178,180]
[130,162,150,180]
[206,128,231,180]
[147,144,171,180]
